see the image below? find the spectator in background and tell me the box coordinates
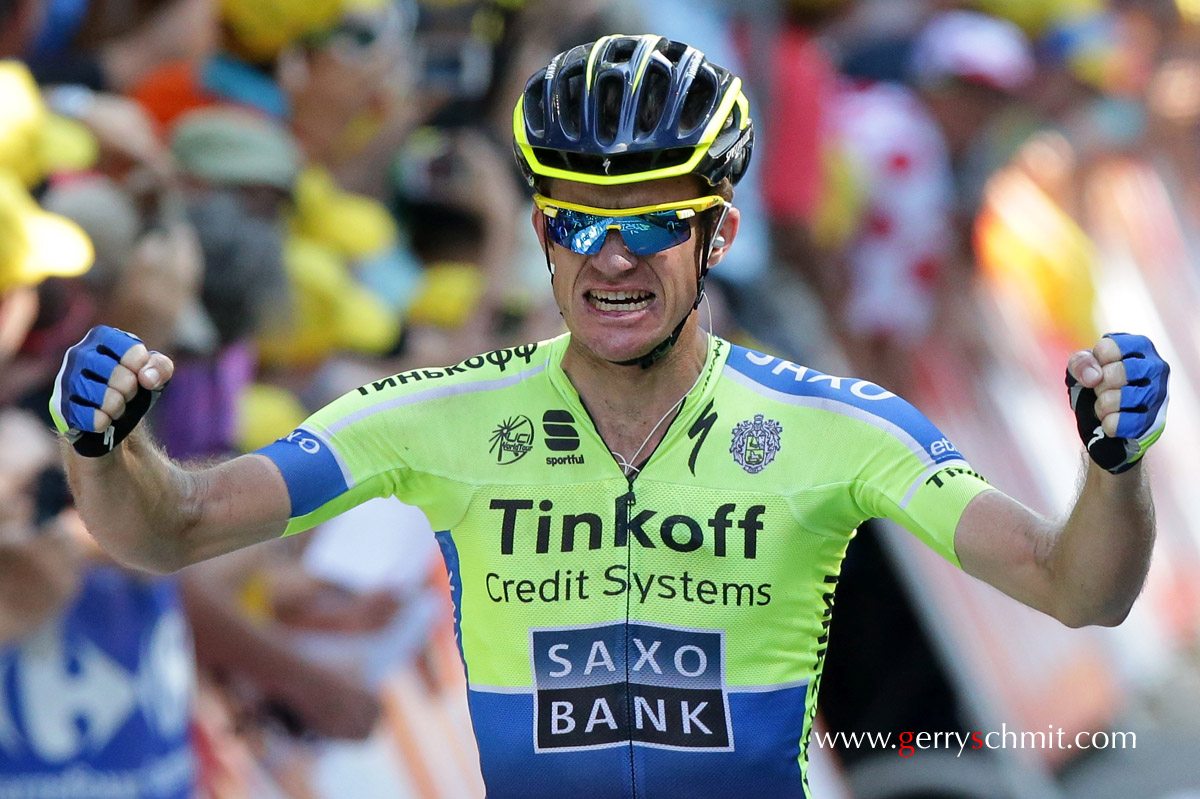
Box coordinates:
[0,60,97,197]
[828,64,956,393]
[0,112,197,793]
[280,0,416,181]
[907,9,1037,222]
[1,65,383,797]
[42,176,210,358]
[0,170,93,367]
[0,411,84,647]
[800,10,1035,394]
[757,0,854,368]
[163,107,388,755]
[10,0,216,93]
[761,0,845,249]
[0,59,102,410]
[971,7,1158,356]
[0,408,198,799]
[166,107,400,378]
[130,0,425,198]
[387,124,535,360]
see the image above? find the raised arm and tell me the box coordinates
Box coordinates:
[954,334,1167,627]
[54,327,290,573]
[954,465,1153,627]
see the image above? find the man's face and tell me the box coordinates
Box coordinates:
[534,176,733,366]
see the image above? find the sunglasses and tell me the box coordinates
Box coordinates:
[534,194,728,256]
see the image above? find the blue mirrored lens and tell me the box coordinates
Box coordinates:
[546,209,692,255]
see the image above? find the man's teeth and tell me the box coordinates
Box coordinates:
[588,290,653,312]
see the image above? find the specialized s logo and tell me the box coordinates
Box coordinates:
[730,415,782,474]
[687,400,717,476]
[490,416,534,464]
[531,621,732,752]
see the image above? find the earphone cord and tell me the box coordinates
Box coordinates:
[611,303,713,478]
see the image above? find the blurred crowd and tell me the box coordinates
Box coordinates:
[2,0,1199,796]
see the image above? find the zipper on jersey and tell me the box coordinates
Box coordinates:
[617,475,639,798]
[615,477,637,537]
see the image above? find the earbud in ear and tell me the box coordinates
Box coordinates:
[713,235,727,248]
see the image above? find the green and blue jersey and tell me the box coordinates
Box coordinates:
[257,334,992,798]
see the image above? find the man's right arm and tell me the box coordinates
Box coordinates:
[64,432,290,574]
[55,329,291,574]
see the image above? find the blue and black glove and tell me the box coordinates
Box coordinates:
[1066,333,1169,474]
[50,326,167,457]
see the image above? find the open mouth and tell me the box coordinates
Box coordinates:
[586,290,655,312]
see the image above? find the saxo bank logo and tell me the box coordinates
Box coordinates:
[530,621,732,752]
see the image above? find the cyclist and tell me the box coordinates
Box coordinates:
[52,35,1168,799]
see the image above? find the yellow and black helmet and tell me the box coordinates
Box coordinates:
[513,34,754,189]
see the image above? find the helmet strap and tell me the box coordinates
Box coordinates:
[540,214,556,280]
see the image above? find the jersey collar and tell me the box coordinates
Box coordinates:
[545,332,730,477]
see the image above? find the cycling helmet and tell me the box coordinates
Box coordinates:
[513,34,754,189]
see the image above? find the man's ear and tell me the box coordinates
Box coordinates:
[707,206,740,267]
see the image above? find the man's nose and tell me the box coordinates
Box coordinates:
[590,229,637,273]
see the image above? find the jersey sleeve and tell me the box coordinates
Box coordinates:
[722,346,993,568]
[848,398,993,568]
[253,370,480,537]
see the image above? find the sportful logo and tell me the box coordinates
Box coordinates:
[543,410,586,466]
[490,416,535,464]
[530,621,732,752]
[730,415,782,474]
[542,410,580,452]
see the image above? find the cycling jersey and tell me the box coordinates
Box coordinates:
[257,333,993,799]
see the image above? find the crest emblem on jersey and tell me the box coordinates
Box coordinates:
[490,415,534,464]
[730,414,782,474]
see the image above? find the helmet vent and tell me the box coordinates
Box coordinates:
[559,64,585,140]
[679,68,718,136]
[523,76,547,137]
[661,39,688,65]
[609,37,638,65]
[635,63,670,139]
[595,72,625,146]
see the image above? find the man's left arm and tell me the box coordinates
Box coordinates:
[954,334,1168,628]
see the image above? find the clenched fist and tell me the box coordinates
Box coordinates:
[50,326,174,457]
[1066,333,1169,474]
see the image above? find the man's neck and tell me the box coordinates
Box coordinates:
[560,324,710,467]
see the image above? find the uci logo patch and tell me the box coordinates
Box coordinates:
[730,414,782,474]
[490,415,534,464]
